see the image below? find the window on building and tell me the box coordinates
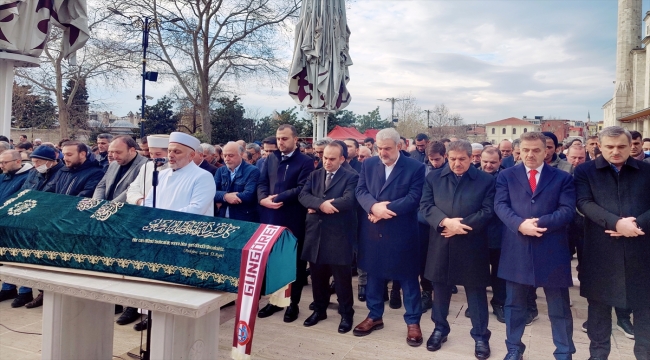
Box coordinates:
[513,128,517,135]
[492,128,495,134]
[502,128,506,134]
[523,128,527,133]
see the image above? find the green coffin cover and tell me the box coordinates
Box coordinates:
[0,190,297,294]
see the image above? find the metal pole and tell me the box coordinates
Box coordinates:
[140,17,149,140]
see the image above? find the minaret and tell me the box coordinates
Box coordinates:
[613,0,643,124]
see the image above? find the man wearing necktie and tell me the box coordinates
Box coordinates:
[494,132,576,360]
[299,142,359,333]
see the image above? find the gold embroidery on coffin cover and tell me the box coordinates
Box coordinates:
[0,190,30,210]
[76,198,102,211]
[0,247,239,287]
[7,200,37,216]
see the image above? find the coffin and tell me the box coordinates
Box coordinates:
[0,190,296,294]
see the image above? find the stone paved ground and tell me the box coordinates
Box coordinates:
[0,260,637,359]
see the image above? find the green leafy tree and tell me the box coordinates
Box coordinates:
[356,107,392,133]
[210,96,247,144]
[62,79,89,136]
[142,96,179,136]
[271,107,312,137]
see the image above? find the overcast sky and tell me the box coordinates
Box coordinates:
[94,0,649,125]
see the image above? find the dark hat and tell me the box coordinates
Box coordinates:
[30,145,57,161]
[542,132,558,148]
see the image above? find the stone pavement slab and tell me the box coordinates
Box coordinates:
[0,259,638,359]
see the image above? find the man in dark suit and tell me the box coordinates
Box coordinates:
[420,140,495,359]
[409,133,429,164]
[498,140,515,168]
[193,144,218,176]
[575,126,650,360]
[214,142,260,222]
[494,132,576,360]
[344,138,363,173]
[256,124,315,323]
[299,142,359,333]
[476,146,507,324]
[352,128,425,347]
[93,136,147,203]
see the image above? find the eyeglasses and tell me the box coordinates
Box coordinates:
[358,155,367,159]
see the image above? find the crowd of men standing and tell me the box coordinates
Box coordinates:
[0,125,649,360]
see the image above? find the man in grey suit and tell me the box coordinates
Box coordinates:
[93,136,147,203]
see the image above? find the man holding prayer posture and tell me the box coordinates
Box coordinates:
[353,128,425,347]
[420,140,495,359]
[494,131,576,360]
[299,141,359,333]
[256,124,315,323]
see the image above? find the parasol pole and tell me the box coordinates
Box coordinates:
[0,53,40,138]
[308,110,335,141]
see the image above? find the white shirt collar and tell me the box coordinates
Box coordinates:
[282,150,295,158]
[524,163,544,174]
[229,161,242,174]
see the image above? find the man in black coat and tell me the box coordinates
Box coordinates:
[479,146,507,323]
[574,126,650,360]
[257,124,315,323]
[409,133,429,164]
[344,138,363,173]
[299,142,359,334]
[47,141,104,197]
[420,140,495,359]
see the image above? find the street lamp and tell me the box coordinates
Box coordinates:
[108,8,182,139]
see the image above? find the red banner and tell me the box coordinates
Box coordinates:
[231,224,287,360]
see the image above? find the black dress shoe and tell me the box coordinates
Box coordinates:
[358,285,366,302]
[475,340,490,359]
[389,288,402,309]
[492,305,505,323]
[258,303,283,318]
[309,301,315,310]
[303,311,327,327]
[465,307,471,318]
[0,289,17,302]
[426,330,447,351]
[503,350,523,360]
[329,281,336,294]
[283,304,299,323]
[11,292,33,308]
[116,306,140,325]
[451,285,458,294]
[134,316,149,331]
[338,316,353,333]
[525,309,539,326]
[421,291,432,313]
[115,305,124,314]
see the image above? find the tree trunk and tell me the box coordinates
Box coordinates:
[199,88,211,138]
[58,105,70,140]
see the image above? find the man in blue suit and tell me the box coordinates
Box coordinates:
[214,142,260,222]
[494,131,576,360]
[352,128,425,347]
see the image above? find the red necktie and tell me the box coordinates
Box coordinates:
[529,169,538,193]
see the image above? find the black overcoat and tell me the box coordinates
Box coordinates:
[419,165,495,287]
[257,150,314,240]
[299,167,359,265]
[575,156,650,309]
